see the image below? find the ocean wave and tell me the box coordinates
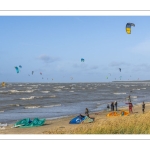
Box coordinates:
[41,91,50,93]
[54,86,65,89]
[42,104,61,108]
[20,96,36,100]
[24,106,40,109]
[0,111,4,113]
[69,91,74,92]
[113,92,126,95]
[54,89,62,92]
[0,90,9,94]
[9,90,34,93]
[10,104,20,106]
[141,88,146,89]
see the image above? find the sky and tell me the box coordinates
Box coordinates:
[1,16,150,83]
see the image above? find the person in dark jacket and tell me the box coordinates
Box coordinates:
[142,101,145,114]
[85,108,89,116]
[107,104,110,111]
[114,101,118,111]
[111,102,114,111]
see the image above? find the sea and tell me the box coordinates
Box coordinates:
[0,82,150,124]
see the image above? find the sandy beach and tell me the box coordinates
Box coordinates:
[0,102,149,134]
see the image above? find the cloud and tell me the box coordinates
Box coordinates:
[109,61,130,67]
[131,39,150,54]
[37,54,60,63]
[72,63,99,71]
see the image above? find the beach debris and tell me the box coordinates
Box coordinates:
[126,23,135,34]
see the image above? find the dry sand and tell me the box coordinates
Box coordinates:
[0,102,149,134]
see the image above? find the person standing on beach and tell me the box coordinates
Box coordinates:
[114,101,117,111]
[142,101,145,114]
[126,102,133,113]
[85,108,89,116]
[111,102,113,111]
[128,95,131,102]
[107,104,110,111]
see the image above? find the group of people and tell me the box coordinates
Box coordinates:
[107,101,118,111]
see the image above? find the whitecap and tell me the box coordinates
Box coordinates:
[69,91,74,92]
[20,96,35,100]
[54,89,62,92]
[41,91,50,93]
[49,95,56,98]
[113,93,126,95]
[42,104,61,108]
[24,106,40,109]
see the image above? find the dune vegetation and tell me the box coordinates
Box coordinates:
[43,111,150,134]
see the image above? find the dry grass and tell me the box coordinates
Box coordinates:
[43,111,150,134]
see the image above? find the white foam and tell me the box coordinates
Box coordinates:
[113,92,126,95]
[24,106,40,109]
[9,90,34,93]
[69,91,74,92]
[54,89,62,92]
[141,88,146,89]
[42,104,61,108]
[20,96,35,100]
[41,91,50,93]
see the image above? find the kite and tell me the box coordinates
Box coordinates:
[40,72,42,75]
[119,68,121,72]
[126,23,135,34]
[81,58,84,62]
[15,66,19,73]
[32,71,34,75]
[19,65,22,68]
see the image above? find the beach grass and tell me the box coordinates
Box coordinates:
[43,111,150,134]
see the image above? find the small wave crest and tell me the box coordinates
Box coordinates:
[113,92,126,95]
[24,106,40,109]
[42,104,61,108]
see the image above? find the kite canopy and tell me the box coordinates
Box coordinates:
[81,58,84,62]
[126,23,135,34]
[15,66,19,73]
[13,118,45,128]
[19,65,22,68]
[119,68,121,72]
[32,71,34,75]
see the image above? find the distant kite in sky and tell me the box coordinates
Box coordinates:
[81,58,84,62]
[126,23,135,34]
[119,68,121,72]
[32,71,34,75]
[15,66,19,73]
[19,65,22,68]
[40,72,42,75]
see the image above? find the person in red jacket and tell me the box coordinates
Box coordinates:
[126,102,133,113]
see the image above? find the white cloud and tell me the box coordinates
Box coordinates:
[131,39,150,54]
[37,54,60,63]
